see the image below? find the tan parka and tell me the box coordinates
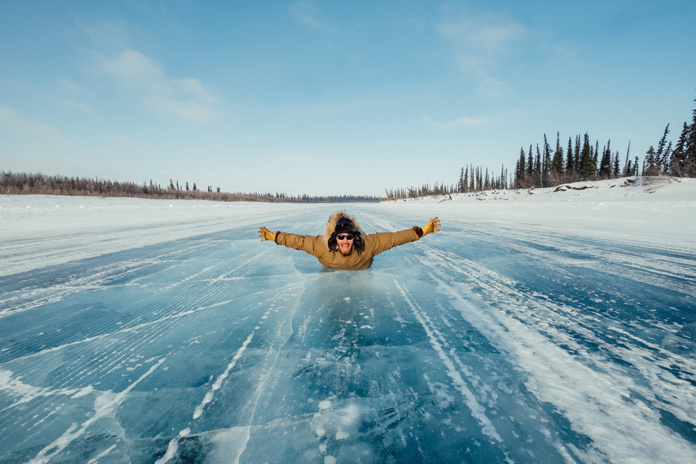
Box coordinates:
[273,212,423,270]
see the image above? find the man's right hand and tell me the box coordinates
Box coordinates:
[258,227,276,242]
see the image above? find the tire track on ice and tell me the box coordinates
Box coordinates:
[488,226,696,298]
[0,237,220,319]
[392,277,506,447]
[4,297,236,397]
[420,247,696,464]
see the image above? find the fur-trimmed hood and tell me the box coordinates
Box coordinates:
[324,211,366,252]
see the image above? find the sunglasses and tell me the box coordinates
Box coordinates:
[336,234,355,240]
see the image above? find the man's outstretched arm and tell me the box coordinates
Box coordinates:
[259,227,326,259]
[367,217,441,256]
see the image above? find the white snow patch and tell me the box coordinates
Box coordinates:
[318,400,332,410]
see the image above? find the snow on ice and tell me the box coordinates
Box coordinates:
[1,176,695,463]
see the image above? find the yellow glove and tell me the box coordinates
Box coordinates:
[422,217,440,236]
[258,227,276,242]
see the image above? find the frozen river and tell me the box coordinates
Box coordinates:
[1,181,695,463]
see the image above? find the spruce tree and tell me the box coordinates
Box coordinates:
[670,122,689,176]
[599,140,612,179]
[653,124,672,174]
[594,140,600,173]
[517,148,526,187]
[574,135,581,175]
[534,144,542,187]
[579,133,595,179]
[643,146,656,175]
[551,133,564,178]
[685,97,696,176]
[543,134,552,186]
[623,155,632,177]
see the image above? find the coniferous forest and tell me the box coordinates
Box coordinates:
[2,96,695,202]
[0,173,380,203]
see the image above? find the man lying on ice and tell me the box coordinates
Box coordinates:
[258,211,440,270]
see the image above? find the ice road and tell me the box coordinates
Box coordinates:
[1,180,695,463]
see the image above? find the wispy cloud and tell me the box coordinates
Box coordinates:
[0,105,63,137]
[438,14,527,97]
[100,50,222,122]
[289,2,330,29]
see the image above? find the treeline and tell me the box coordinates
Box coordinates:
[0,172,380,203]
[514,132,632,189]
[384,165,509,200]
[457,165,509,193]
[384,182,454,200]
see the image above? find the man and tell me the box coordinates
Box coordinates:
[258,211,440,271]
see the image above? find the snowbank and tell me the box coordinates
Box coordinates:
[381,176,696,251]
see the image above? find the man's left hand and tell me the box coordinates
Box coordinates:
[422,217,440,236]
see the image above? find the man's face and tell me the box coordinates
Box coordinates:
[336,234,355,255]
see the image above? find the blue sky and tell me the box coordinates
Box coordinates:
[1,1,694,197]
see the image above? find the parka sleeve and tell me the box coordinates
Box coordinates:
[275,232,326,257]
[365,227,422,256]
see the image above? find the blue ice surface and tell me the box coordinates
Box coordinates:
[1,204,695,463]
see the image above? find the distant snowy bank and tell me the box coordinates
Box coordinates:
[1,176,694,277]
[382,176,696,251]
[385,176,695,204]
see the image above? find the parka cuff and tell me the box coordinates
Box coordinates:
[412,226,423,238]
[274,232,281,244]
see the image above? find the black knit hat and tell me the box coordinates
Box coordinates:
[334,217,358,235]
